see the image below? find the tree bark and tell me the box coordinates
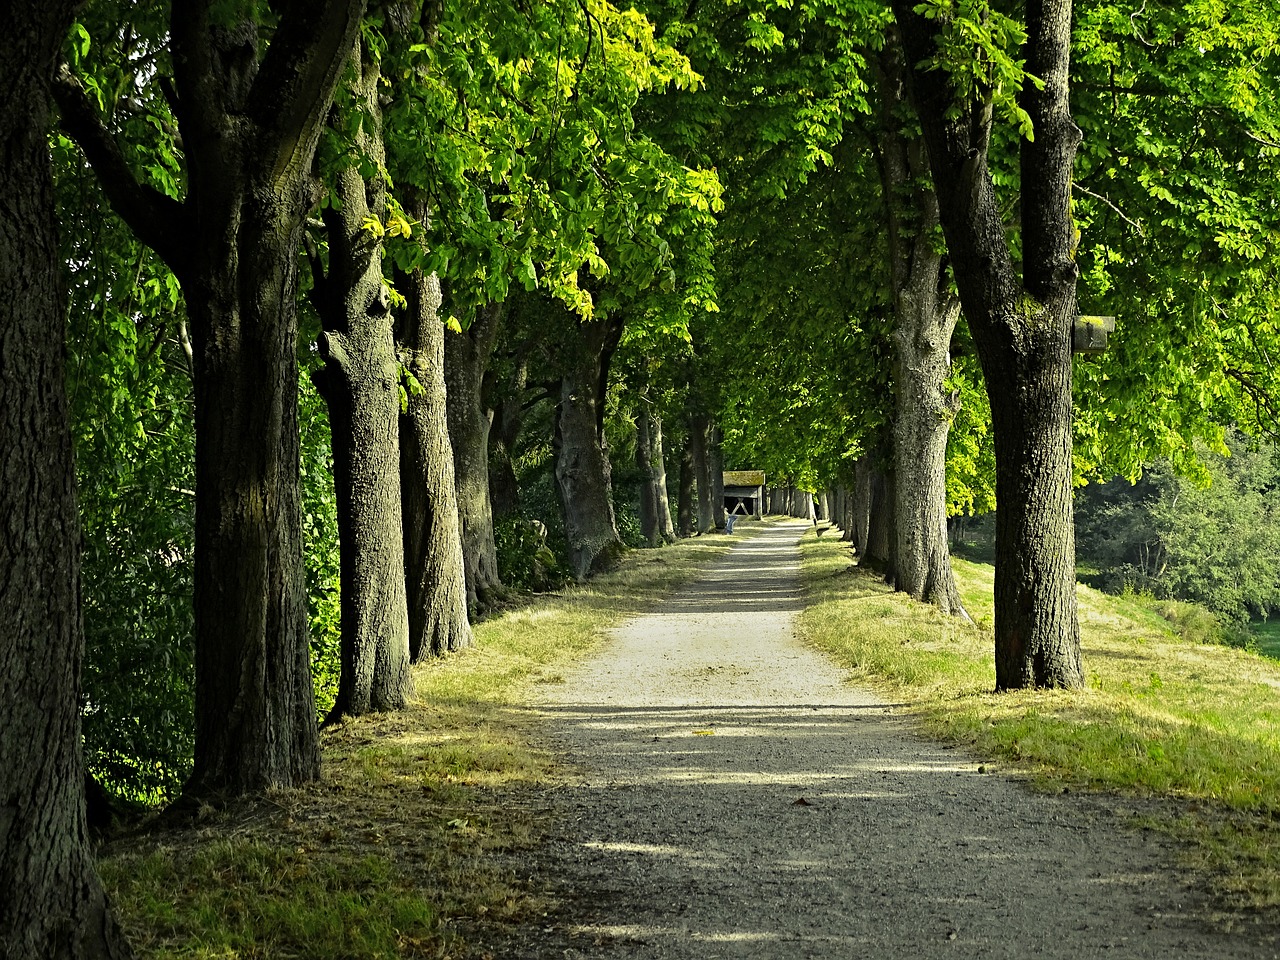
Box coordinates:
[56,1,367,795]
[877,33,971,620]
[554,313,625,578]
[397,242,473,660]
[709,423,726,530]
[444,302,505,612]
[635,399,676,545]
[690,412,715,534]
[312,38,412,718]
[1,7,133,955]
[894,0,1083,688]
[677,437,695,537]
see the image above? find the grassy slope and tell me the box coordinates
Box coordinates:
[798,530,1280,915]
[100,528,751,960]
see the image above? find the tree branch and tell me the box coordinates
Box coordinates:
[52,65,187,275]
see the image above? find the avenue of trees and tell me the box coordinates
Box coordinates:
[5,0,1280,954]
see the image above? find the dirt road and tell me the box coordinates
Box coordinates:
[493,520,1277,959]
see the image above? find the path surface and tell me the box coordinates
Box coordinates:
[499,520,1278,959]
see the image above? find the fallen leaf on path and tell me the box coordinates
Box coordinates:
[693,730,715,736]
[792,797,814,806]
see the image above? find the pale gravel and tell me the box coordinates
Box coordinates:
[481,519,1280,959]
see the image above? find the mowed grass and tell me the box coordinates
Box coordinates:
[100,527,754,959]
[798,531,1280,914]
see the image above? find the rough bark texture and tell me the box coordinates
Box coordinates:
[397,254,473,660]
[878,34,970,620]
[444,302,504,612]
[690,413,715,534]
[850,456,875,554]
[56,1,368,794]
[894,0,1083,689]
[554,314,625,579]
[312,40,412,717]
[0,6,133,955]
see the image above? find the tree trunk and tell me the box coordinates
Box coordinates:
[877,34,970,620]
[677,438,695,538]
[894,0,1083,688]
[57,3,368,795]
[488,356,528,521]
[0,10,133,955]
[709,423,726,530]
[636,397,662,546]
[554,314,625,578]
[690,413,714,534]
[313,40,412,718]
[444,302,505,612]
[397,249,473,660]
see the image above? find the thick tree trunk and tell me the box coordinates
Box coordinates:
[0,12,133,956]
[677,438,695,537]
[877,37,970,620]
[398,254,473,660]
[313,42,412,718]
[690,413,714,534]
[554,314,625,578]
[894,0,1083,688]
[444,302,505,612]
[57,2,367,795]
[851,457,875,554]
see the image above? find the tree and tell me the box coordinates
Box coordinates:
[0,4,132,956]
[875,31,970,618]
[56,0,369,793]
[309,26,413,718]
[893,0,1084,688]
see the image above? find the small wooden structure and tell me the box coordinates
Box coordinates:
[1072,315,1116,354]
[723,470,766,518]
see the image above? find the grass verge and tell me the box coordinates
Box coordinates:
[797,531,1280,919]
[100,527,756,959]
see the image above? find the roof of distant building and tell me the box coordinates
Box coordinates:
[723,470,765,486]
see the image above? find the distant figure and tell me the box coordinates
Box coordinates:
[725,499,745,534]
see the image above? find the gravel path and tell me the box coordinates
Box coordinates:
[501,519,1278,959]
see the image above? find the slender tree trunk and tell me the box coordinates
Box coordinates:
[444,302,505,612]
[488,357,528,521]
[894,0,1083,688]
[636,399,662,546]
[639,404,677,542]
[395,196,472,660]
[709,423,726,530]
[313,40,411,718]
[690,413,714,534]
[877,35,970,620]
[554,314,625,578]
[0,10,133,955]
[677,438,695,537]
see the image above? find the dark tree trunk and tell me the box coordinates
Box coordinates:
[57,2,367,795]
[554,314,625,578]
[851,456,875,553]
[894,0,1083,688]
[677,438,695,537]
[444,302,505,612]
[395,197,472,660]
[861,459,896,575]
[488,356,528,521]
[690,412,714,534]
[709,423,726,530]
[0,7,133,956]
[312,39,411,718]
[877,33,970,620]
